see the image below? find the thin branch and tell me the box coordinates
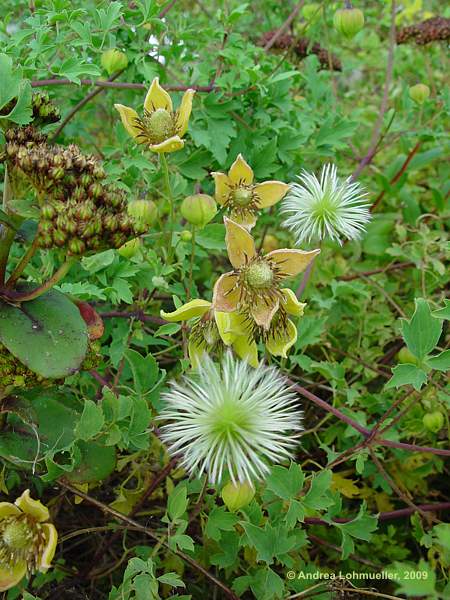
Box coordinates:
[31,79,215,92]
[264,1,305,51]
[338,261,414,281]
[158,0,178,18]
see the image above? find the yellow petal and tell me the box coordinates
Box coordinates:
[0,562,27,592]
[188,338,208,369]
[176,89,195,136]
[211,172,231,205]
[149,135,184,153]
[161,299,211,322]
[224,217,256,268]
[114,104,142,141]
[254,181,290,208]
[15,489,49,522]
[230,210,257,230]
[0,502,21,518]
[250,297,279,330]
[39,523,58,571]
[215,311,235,346]
[144,77,173,112]
[232,335,259,368]
[228,154,254,185]
[267,248,320,278]
[228,311,251,336]
[266,319,297,358]
[281,288,306,317]
[212,273,240,312]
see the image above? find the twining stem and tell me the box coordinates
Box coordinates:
[160,153,175,263]
[6,234,40,288]
[187,227,196,300]
[12,257,76,302]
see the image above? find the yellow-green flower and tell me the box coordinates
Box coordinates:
[0,490,58,591]
[114,77,195,153]
[213,217,319,331]
[212,154,290,228]
[161,299,258,368]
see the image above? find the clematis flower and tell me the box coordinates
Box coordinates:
[157,352,302,485]
[212,154,290,229]
[0,490,58,591]
[114,77,195,153]
[213,217,319,331]
[161,299,258,368]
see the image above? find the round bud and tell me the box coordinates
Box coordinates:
[127,199,158,232]
[180,194,217,228]
[333,8,364,39]
[302,3,323,22]
[397,347,419,366]
[422,411,444,433]
[409,84,430,105]
[118,238,142,258]
[221,481,255,512]
[68,238,86,255]
[180,230,193,242]
[101,49,128,76]
[262,233,279,254]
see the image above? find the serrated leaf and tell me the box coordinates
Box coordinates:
[426,349,450,372]
[0,53,32,125]
[266,462,304,500]
[242,522,296,565]
[75,399,105,440]
[168,485,188,521]
[302,470,333,511]
[402,298,442,359]
[386,364,428,391]
[124,349,159,395]
[205,506,238,541]
[157,572,185,588]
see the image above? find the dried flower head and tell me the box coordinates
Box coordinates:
[157,352,302,485]
[281,164,371,245]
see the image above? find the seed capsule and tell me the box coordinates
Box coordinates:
[409,83,430,104]
[180,194,217,228]
[333,7,364,39]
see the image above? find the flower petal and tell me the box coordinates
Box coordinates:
[213,273,240,312]
[232,335,259,368]
[228,154,254,185]
[176,89,195,136]
[230,210,257,230]
[254,181,290,208]
[266,319,297,358]
[39,523,58,571]
[281,288,306,317]
[224,217,256,268]
[144,77,173,112]
[114,104,142,141]
[0,562,27,592]
[0,502,21,518]
[251,297,279,330]
[211,172,231,205]
[267,248,320,278]
[161,299,211,322]
[215,311,235,346]
[150,135,184,153]
[15,489,49,522]
[188,339,208,369]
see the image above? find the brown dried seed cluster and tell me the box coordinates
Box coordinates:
[259,31,342,71]
[396,17,450,46]
[4,126,136,255]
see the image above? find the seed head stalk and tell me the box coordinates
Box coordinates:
[160,153,175,263]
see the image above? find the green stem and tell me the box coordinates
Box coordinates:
[0,227,16,285]
[6,235,40,288]
[13,257,76,302]
[187,227,196,300]
[160,153,174,263]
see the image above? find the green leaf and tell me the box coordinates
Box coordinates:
[426,349,450,372]
[124,349,159,395]
[386,364,428,391]
[266,462,304,500]
[242,522,296,565]
[205,506,238,541]
[0,53,32,125]
[196,224,226,250]
[302,470,334,511]
[432,300,450,320]
[157,572,185,588]
[168,485,188,521]
[386,559,436,598]
[402,298,442,359]
[75,399,105,440]
[335,502,378,559]
[67,441,116,484]
[0,288,88,378]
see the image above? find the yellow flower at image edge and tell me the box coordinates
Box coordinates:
[160,299,258,368]
[212,154,289,229]
[114,77,195,153]
[0,490,58,591]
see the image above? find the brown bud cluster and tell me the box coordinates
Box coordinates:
[31,91,61,125]
[259,31,342,71]
[4,127,137,255]
[396,17,450,46]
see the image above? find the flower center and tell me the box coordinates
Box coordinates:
[212,399,251,437]
[2,520,33,551]
[233,187,253,207]
[147,108,174,143]
[245,261,274,289]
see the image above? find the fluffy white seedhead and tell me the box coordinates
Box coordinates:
[157,353,302,485]
[281,164,371,245]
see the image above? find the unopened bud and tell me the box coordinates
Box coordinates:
[101,49,128,76]
[180,194,217,228]
[221,481,255,512]
[422,411,444,433]
[127,199,158,232]
[409,83,430,105]
[118,238,142,258]
[333,7,364,39]
[180,230,192,242]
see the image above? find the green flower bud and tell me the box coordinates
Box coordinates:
[180,194,217,228]
[422,411,444,433]
[409,83,430,105]
[397,347,419,366]
[41,203,56,220]
[68,238,86,255]
[302,3,323,22]
[127,199,158,232]
[118,238,142,258]
[333,8,364,39]
[221,481,255,512]
[101,49,129,76]
[180,230,193,242]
